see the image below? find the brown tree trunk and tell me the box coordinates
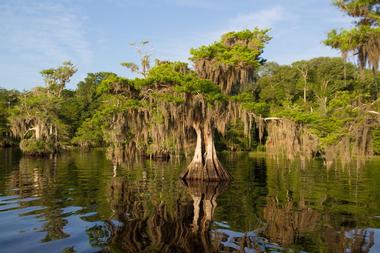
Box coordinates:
[181,121,232,181]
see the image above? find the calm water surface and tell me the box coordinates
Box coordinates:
[0,148,379,253]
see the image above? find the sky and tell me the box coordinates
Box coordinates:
[0,0,353,90]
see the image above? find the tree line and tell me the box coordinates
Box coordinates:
[0,0,379,179]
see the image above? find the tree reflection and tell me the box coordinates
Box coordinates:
[260,158,377,253]
[262,196,375,253]
[89,177,229,252]
[5,156,70,242]
[1,151,378,252]
[262,196,321,246]
[183,180,229,249]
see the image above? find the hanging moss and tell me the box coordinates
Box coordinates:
[190,28,271,95]
[371,127,380,155]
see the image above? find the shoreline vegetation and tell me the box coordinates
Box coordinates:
[1,1,380,180]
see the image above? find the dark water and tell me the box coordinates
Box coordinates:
[0,149,379,253]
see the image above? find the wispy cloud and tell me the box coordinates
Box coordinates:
[228,6,285,30]
[164,0,218,9]
[106,0,220,9]
[0,1,92,66]
[204,6,285,45]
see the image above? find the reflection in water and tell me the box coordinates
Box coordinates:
[4,157,70,242]
[263,197,321,246]
[94,177,229,252]
[263,197,375,252]
[0,150,379,252]
[183,180,229,233]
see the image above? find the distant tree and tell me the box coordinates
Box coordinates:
[292,61,310,104]
[40,61,77,97]
[324,0,380,74]
[0,88,18,146]
[121,41,152,77]
[257,64,299,106]
[75,72,117,122]
[9,89,69,155]
[8,61,77,154]
[307,57,356,113]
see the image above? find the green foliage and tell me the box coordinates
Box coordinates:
[325,26,380,52]
[246,56,380,151]
[100,95,141,114]
[40,61,77,97]
[371,127,380,155]
[121,62,139,73]
[276,109,320,125]
[8,89,70,154]
[72,114,104,148]
[190,28,271,67]
[146,61,226,102]
[325,1,380,72]
[97,75,137,95]
[175,79,225,102]
[333,0,380,24]
[72,71,143,149]
[257,57,358,112]
[0,88,18,146]
[233,92,270,117]
[257,64,299,105]
[146,61,191,85]
[216,121,255,151]
[19,139,55,155]
[74,72,117,126]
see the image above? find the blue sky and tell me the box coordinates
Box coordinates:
[0,0,352,90]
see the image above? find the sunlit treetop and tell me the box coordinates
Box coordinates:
[325,1,380,73]
[189,28,271,95]
[97,75,138,95]
[190,28,271,67]
[144,61,225,102]
[40,61,77,97]
[325,25,380,52]
[145,61,191,85]
[334,0,380,25]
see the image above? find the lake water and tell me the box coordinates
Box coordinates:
[0,148,379,253]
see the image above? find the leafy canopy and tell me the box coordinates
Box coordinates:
[190,28,271,67]
[145,61,225,102]
[324,0,380,72]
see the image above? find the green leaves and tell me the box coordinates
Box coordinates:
[0,88,18,146]
[121,62,139,73]
[190,28,271,67]
[72,113,105,148]
[326,1,380,72]
[7,88,70,153]
[145,61,225,102]
[371,126,380,154]
[40,61,77,97]
[325,26,380,52]
[175,79,225,102]
[97,75,138,96]
[334,0,380,24]
[146,61,190,84]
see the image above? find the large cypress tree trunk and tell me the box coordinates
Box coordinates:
[181,121,231,181]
